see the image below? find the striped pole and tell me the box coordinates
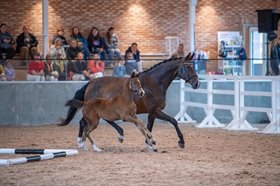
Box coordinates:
[0,148,78,166]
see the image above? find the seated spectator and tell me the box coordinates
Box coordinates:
[87,26,106,60]
[70,26,88,47]
[44,54,59,81]
[88,53,105,79]
[16,26,38,66]
[56,55,68,80]
[53,28,67,46]
[112,59,128,77]
[124,51,138,75]
[4,59,15,81]
[0,63,6,81]
[0,23,15,60]
[66,39,82,60]
[78,41,91,60]
[68,52,88,81]
[171,43,185,59]
[125,43,142,72]
[49,38,66,59]
[27,52,45,81]
[104,27,121,64]
[49,38,68,80]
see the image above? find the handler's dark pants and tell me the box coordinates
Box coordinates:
[270,59,280,75]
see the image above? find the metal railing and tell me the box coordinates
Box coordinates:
[0,57,279,81]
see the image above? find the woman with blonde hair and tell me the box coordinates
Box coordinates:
[88,53,105,79]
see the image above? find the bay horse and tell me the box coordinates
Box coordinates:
[64,75,157,152]
[60,52,200,148]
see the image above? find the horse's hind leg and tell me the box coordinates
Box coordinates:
[84,125,102,152]
[79,124,89,151]
[104,119,124,143]
[84,112,102,152]
[77,117,87,148]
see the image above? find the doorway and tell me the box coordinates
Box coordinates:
[249,27,266,76]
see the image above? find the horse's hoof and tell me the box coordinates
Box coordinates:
[79,142,88,151]
[77,141,87,149]
[178,142,185,148]
[118,135,124,143]
[83,146,89,151]
[147,144,158,152]
[152,140,156,145]
[93,144,102,152]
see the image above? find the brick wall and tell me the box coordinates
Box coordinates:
[0,0,189,55]
[195,0,277,71]
[1,0,280,72]
[0,0,43,49]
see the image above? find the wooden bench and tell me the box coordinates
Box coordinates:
[15,68,27,81]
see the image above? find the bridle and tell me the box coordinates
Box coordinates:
[178,64,198,83]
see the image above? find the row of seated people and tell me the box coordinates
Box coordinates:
[24,51,140,81]
[0,23,141,67]
[0,50,141,81]
[0,42,188,81]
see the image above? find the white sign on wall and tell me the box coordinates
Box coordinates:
[217,31,241,47]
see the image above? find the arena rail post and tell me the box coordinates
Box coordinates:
[262,77,280,133]
[174,79,196,123]
[197,76,225,128]
[226,77,258,131]
[225,77,242,130]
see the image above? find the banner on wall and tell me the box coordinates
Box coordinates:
[217,31,242,48]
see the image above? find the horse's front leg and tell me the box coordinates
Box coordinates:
[147,114,156,132]
[154,110,185,148]
[125,115,157,152]
[145,114,156,146]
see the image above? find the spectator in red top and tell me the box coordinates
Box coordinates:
[27,52,45,81]
[88,53,105,79]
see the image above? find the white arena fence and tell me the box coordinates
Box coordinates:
[175,75,280,134]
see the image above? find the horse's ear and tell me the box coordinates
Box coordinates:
[131,71,136,78]
[131,71,139,78]
[185,52,191,60]
[190,52,195,60]
[184,52,195,63]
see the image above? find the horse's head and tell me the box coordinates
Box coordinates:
[129,72,145,97]
[177,53,200,89]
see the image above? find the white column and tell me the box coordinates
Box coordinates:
[189,0,197,52]
[42,0,49,58]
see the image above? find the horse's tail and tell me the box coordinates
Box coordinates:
[65,99,85,108]
[59,82,89,126]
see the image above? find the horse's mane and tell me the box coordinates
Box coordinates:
[140,57,183,75]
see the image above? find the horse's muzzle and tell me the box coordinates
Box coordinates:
[137,89,145,97]
[193,80,201,89]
